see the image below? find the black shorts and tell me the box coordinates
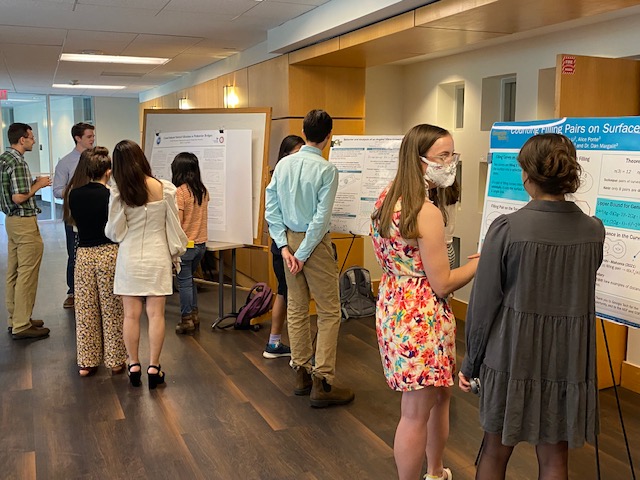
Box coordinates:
[271,240,287,299]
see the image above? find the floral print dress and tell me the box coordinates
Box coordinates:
[370,186,456,391]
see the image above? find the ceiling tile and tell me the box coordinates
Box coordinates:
[150,53,220,74]
[122,34,203,57]
[163,0,257,16]
[0,26,66,46]
[63,30,137,55]
[243,1,316,21]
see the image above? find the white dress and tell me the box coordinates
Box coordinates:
[105,179,187,296]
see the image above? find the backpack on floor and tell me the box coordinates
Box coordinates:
[233,282,273,330]
[339,266,376,320]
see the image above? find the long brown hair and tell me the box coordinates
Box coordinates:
[63,146,112,225]
[112,140,153,207]
[62,150,91,224]
[372,124,450,239]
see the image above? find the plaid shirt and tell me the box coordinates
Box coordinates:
[0,148,40,217]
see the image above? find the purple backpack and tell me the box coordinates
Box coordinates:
[233,283,273,330]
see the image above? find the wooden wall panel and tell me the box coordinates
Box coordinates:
[288,38,341,65]
[215,69,249,108]
[555,54,640,117]
[555,53,640,388]
[596,321,628,389]
[288,66,365,118]
[248,56,290,118]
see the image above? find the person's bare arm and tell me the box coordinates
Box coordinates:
[12,176,51,205]
[417,201,478,298]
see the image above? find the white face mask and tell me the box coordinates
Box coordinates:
[420,156,457,188]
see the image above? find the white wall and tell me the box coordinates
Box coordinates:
[395,11,640,302]
[361,12,640,366]
[94,97,140,152]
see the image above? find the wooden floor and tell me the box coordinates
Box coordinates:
[0,222,638,480]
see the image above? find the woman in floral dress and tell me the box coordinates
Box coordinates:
[371,124,479,480]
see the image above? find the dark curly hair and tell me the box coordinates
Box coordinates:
[517,133,581,195]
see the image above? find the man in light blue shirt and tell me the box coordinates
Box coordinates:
[52,122,95,309]
[265,109,354,408]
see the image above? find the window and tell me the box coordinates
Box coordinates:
[501,76,517,122]
[455,84,465,129]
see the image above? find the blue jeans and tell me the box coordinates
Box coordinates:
[177,243,206,316]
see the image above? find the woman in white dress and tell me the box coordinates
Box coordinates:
[106,140,187,389]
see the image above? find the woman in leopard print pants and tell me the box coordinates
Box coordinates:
[66,147,126,376]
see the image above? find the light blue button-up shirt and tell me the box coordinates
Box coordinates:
[265,145,338,262]
[53,148,81,199]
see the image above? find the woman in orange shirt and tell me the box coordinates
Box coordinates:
[172,152,210,334]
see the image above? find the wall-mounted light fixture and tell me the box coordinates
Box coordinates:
[178,97,190,110]
[223,85,239,108]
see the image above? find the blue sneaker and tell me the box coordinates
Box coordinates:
[263,342,291,359]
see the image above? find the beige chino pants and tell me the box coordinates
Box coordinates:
[284,231,341,384]
[5,215,44,333]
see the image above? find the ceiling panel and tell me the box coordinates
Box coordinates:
[149,53,221,74]
[0,1,74,25]
[243,1,317,21]
[77,0,167,9]
[183,40,238,58]
[63,30,137,55]
[163,0,257,16]
[0,26,66,46]
[122,34,203,57]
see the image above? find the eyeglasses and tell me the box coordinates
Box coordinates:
[427,153,460,164]
[23,135,35,141]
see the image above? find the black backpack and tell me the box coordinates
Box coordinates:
[339,266,376,320]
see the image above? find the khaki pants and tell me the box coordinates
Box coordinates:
[5,215,44,333]
[285,231,341,384]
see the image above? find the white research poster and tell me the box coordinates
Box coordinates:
[485,117,640,328]
[150,130,228,232]
[328,135,404,236]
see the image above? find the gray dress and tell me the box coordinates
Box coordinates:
[461,200,605,448]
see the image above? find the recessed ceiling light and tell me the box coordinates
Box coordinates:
[60,53,170,65]
[52,84,126,90]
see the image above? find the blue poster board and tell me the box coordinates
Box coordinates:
[483,117,640,328]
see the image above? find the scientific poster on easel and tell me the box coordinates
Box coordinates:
[328,135,403,235]
[484,117,640,328]
[149,129,253,244]
[150,130,228,229]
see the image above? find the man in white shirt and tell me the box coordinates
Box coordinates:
[52,122,95,309]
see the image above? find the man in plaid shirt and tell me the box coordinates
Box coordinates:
[0,123,51,339]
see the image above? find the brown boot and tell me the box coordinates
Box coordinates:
[294,368,313,396]
[191,307,200,330]
[12,325,50,340]
[175,314,195,334]
[310,376,355,408]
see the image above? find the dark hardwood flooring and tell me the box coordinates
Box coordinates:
[0,222,638,479]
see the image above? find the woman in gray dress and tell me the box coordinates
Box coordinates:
[459,133,605,479]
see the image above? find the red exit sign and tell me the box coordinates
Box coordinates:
[0,90,7,100]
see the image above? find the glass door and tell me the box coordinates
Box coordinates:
[1,93,94,222]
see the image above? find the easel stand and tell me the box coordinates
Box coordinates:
[338,232,359,274]
[474,319,637,479]
[597,318,636,480]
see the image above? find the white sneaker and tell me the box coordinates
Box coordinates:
[424,468,452,480]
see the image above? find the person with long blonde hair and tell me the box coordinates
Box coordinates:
[371,124,479,480]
